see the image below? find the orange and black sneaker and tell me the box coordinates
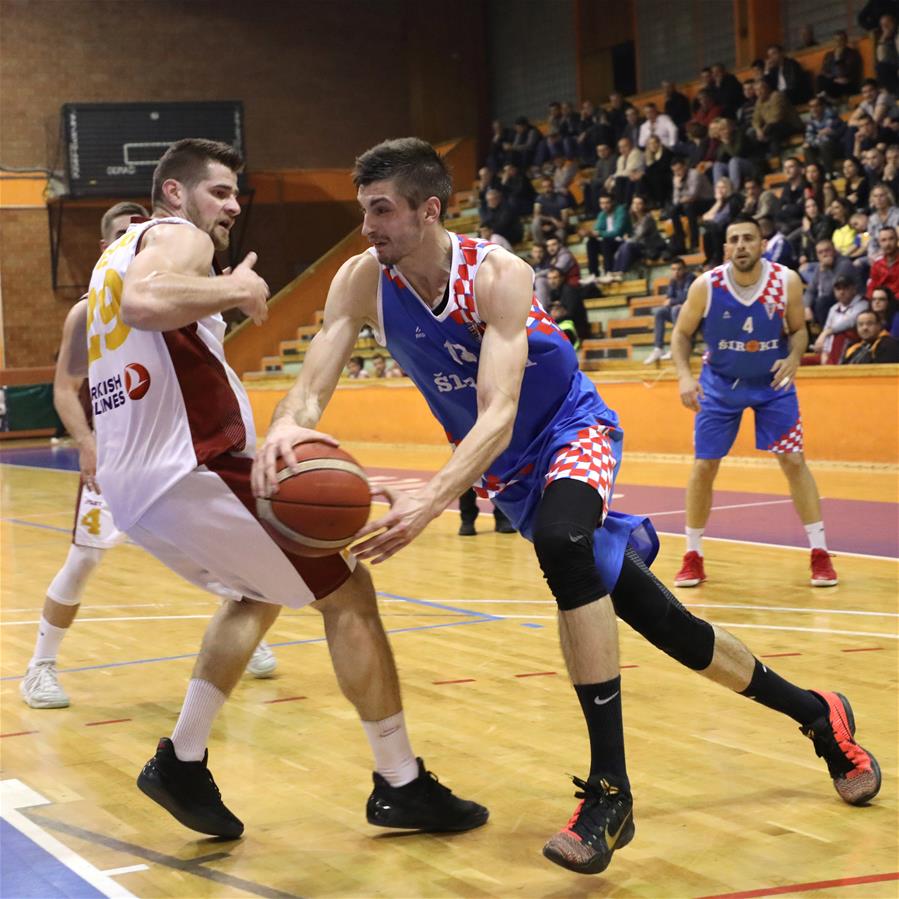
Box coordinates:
[802,691,881,805]
[810,549,839,586]
[542,776,635,875]
[674,551,706,587]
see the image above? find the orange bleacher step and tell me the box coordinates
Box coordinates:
[630,296,664,315]
[608,317,653,338]
[580,338,632,365]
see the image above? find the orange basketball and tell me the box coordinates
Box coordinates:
[256,442,371,557]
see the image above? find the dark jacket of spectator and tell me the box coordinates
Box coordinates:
[764,53,812,105]
[668,271,696,305]
[480,195,522,246]
[819,41,863,95]
[842,329,899,361]
[663,85,691,127]
[711,69,744,117]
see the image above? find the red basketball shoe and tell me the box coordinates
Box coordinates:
[802,691,881,805]
[810,549,838,586]
[674,551,706,587]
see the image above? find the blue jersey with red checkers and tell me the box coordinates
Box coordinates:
[704,260,789,381]
[373,233,658,590]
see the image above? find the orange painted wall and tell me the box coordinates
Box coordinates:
[246,370,899,464]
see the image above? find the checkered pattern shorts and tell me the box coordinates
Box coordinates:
[545,424,616,522]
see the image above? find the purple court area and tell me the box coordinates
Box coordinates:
[2,446,896,559]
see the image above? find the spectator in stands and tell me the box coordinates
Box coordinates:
[803,238,858,325]
[875,12,899,92]
[882,144,899,195]
[622,106,643,148]
[713,118,755,190]
[644,257,696,364]
[693,68,714,109]
[643,135,674,207]
[752,78,803,157]
[852,114,884,159]
[868,224,899,298]
[583,143,617,216]
[763,43,812,105]
[529,242,552,306]
[560,101,582,136]
[741,176,781,221]
[606,91,634,141]
[870,283,899,335]
[797,24,818,49]
[814,276,869,362]
[506,115,541,171]
[689,89,724,130]
[700,176,742,265]
[638,102,678,149]
[668,155,714,253]
[682,121,712,171]
[603,194,665,281]
[346,356,369,379]
[841,308,899,361]
[546,266,589,341]
[499,161,535,217]
[486,120,512,171]
[476,167,500,213]
[481,188,522,248]
[549,301,581,350]
[612,135,645,205]
[585,193,629,278]
[662,80,691,132]
[478,224,511,252]
[535,128,573,170]
[737,79,758,135]
[804,161,837,211]
[840,156,871,210]
[760,215,797,268]
[867,184,899,260]
[550,154,579,196]
[371,353,389,378]
[863,147,887,195]
[833,208,871,265]
[710,63,744,118]
[577,107,615,165]
[803,96,845,174]
[575,99,597,134]
[545,235,580,286]
[849,78,897,128]
[794,196,837,266]
[817,30,863,100]
[779,156,810,232]
[531,177,571,243]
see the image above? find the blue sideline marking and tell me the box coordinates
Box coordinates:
[0,818,105,899]
[0,447,78,471]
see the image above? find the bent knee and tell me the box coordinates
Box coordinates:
[534,521,606,611]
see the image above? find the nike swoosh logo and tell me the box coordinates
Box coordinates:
[604,808,632,851]
[594,691,620,706]
[569,533,587,544]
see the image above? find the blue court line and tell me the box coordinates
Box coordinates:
[4,519,73,535]
[375,590,500,620]
[0,616,497,682]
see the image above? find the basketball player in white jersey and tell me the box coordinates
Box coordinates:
[87,139,485,841]
[20,204,277,710]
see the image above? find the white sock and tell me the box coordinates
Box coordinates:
[362,711,419,787]
[171,679,227,762]
[804,521,828,551]
[685,527,704,555]
[30,617,68,666]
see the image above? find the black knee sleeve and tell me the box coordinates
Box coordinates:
[533,479,608,611]
[611,547,715,670]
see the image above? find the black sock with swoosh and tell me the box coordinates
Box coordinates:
[574,676,630,792]
[740,658,828,725]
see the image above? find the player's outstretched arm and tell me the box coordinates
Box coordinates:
[352,250,532,565]
[251,253,377,497]
[54,299,97,490]
[771,269,808,389]
[672,274,708,412]
[121,224,269,331]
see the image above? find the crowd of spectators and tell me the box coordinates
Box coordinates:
[475,13,899,365]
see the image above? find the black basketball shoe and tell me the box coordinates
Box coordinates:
[542,775,635,875]
[136,737,244,839]
[366,758,488,832]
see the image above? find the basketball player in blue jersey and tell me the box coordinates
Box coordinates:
[671,216,839,589]
[254,140,880,876]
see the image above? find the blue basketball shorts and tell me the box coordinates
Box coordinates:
[694,366,803,459]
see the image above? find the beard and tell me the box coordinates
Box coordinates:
[184,196,230,251]
[731,253,759,272]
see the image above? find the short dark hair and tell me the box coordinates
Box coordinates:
[151,138,243,207]
[726,214,762,233]
[547,265,564,276]
[879,224,897,235]
[862,78,880,90]
[100,201,148,242]
[352,137,453,221]
[670,257,685,266]
[833,275,855,288]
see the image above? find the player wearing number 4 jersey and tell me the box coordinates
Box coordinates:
[20,203,277,711]
[671,215,838,589]
[254,140,879,877]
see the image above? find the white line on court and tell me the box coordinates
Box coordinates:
[764,821,831,843]
[100,865,150,877]
[0,614,213,627]
[0,779,137,899]
[644,498,794,516]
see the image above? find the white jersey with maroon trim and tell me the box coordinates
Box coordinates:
[86,216,255,531]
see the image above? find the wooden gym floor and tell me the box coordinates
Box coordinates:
[1,442,897,899]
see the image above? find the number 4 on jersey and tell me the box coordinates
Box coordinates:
[742,317,754,334]
[80,507,101,536]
